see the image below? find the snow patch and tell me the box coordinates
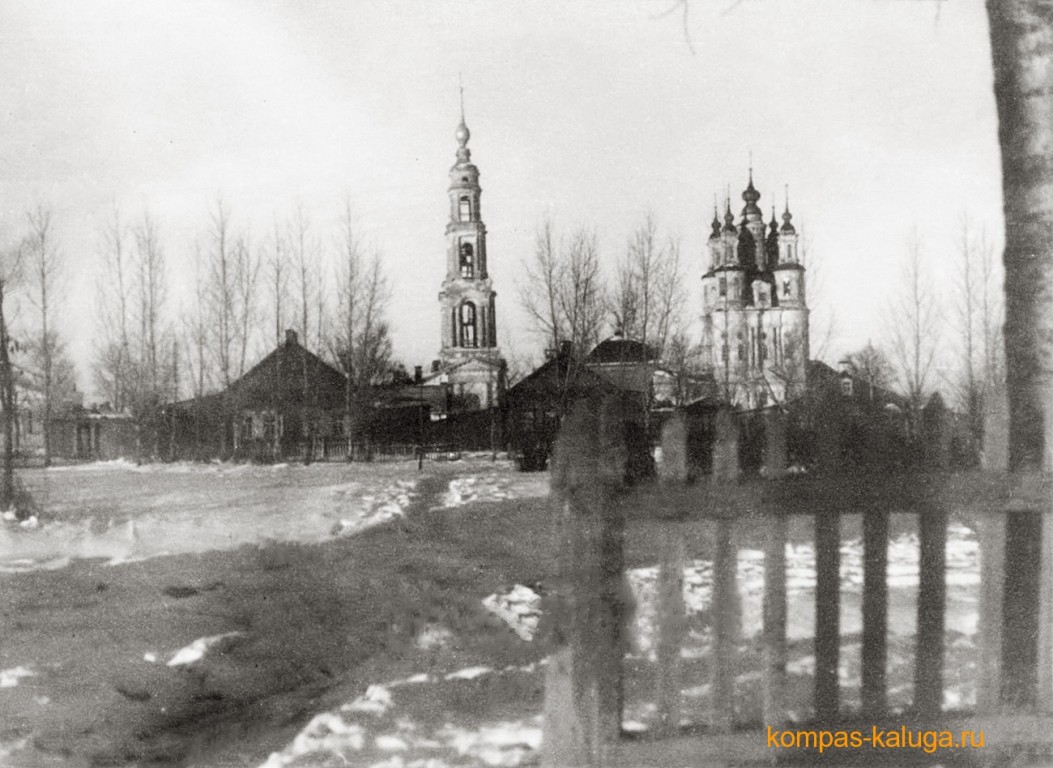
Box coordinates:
[342,685,394,716]
[482,584,542,641]
[443,666,492,681]
[0,665,35,688]
[167,632,243,667]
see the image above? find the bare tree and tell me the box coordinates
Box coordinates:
[203,200,257,390]
[949,213,1004,445]
[888,228,941,430]
[289,203,318,347]
[92,206,134,411]
[0,239,23,514]
[845,340,896,397]
[519,218,607,358]
[611,212,685,359]
[265,220,290,350]
[329,201,393,451]
[23,204,65,468]
[663,330,706,406]
[196,199,259,457]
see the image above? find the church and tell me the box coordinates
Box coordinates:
[427,103,506,412]
[700,174,809,408]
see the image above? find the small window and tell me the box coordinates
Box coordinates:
[841,378,854,397]
[459,242,475,278]
[783,279,791,297]
[719,278,727,297]
[460,302,477,347]
[459,196,471,221]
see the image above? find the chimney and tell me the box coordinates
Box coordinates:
[285,329,298,346]
[414,365,423,385]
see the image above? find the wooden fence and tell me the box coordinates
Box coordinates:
[542,394,1053,766]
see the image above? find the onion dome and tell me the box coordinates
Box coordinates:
[741,171,761,216]
[455,120,470,147]
[765,206,780,266]
[780,186,796,233]
[710,203,721,239]
[722,199,736,233]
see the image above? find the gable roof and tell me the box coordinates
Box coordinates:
[586,337,658,365]
[225,334,348,409]
[505,350,621,410]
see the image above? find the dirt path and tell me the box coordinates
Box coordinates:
[0,469,558,768]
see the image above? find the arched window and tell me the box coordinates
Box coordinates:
[460,242,475,278]
[782,278,791,297]
[459,196,471,222]
[459,302,477,348]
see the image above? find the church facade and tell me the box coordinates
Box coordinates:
[433,106,505,410]
[700,174,809,408]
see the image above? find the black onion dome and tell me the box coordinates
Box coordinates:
[741,174,761,216]
[781,205,796,234]
[722,201,736,233]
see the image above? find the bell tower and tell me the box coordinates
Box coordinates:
[436,92,504,409]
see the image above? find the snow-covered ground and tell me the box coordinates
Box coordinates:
[269,507,983,767]
[0,460,424,572]
[0,458,986,767]
[0,457,550,574]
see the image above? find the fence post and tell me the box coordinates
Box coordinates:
[914,501,947,718]
[861,506,889,718]
[763,409,788,727]
[813,402,841,721]
[542,396,627,768]
[655,413,688,737]
[978,388,1007,713]
[711,407,740,733]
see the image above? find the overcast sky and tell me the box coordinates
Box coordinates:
[0,0,1001,396]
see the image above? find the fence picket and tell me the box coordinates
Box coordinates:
[862,509,889,717]
[656,414,688,736]
[763,410,788,726]
[710,408,739,733]
[914,503,947,717]
[542,396,627,768]
[815,507,840,721]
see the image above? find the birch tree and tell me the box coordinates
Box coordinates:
[329,202,392,446]
[24,204,65,468]
[888,229,941,431]
[519,218,607,357]
[611,213,685,360]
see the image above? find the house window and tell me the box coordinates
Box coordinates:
[460,302,477,348]
[459,196,471,221]
[460,242,475,278]
[841,378,854,397]
[719,278,727,297]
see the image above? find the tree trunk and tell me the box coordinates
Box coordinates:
[986,0,1053,707]
[0,281,16,515]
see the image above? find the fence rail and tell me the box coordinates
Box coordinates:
[542,394,1053,766]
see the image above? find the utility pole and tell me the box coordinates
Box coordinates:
[415,365,424,471]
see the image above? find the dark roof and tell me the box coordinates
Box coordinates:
[225,336,348,409]
[586,337,658,365]
[505,351,621,410]
[807,360,909,409]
